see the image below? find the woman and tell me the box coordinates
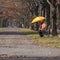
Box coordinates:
[39,20,46,37]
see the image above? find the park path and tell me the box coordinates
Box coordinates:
[0,28,60,57]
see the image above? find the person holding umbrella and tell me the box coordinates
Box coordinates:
[39,20,46,37]
[32,16,46,37]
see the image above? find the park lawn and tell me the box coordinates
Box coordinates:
[0,28,3,31]
[19,28,60,48]
[0,28,6,31]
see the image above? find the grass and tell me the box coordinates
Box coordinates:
[0,28,7,31]
[19,28,60,48]
[0,28,3,31]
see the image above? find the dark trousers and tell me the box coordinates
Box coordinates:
[38,30,44,37]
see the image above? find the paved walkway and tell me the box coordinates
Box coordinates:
[0,28,60,57]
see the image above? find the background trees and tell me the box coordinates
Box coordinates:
[0,0,60,36]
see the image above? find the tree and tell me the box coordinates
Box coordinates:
[47,0,57,36]
[52,0,57,36]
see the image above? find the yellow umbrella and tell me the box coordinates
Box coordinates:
[32,16,45,23]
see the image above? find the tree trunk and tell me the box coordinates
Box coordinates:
[52,9,57,36]
[46,4,50,28]
[52,0,57,36]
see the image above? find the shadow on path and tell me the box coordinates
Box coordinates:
[0,57,60,60]
[0,31,25,35]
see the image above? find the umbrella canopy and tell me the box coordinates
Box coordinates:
[32,16,45,23]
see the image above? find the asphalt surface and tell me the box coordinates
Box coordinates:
[0,57,60,60]
[0,28,60,60]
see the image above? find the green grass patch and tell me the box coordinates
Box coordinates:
[0,28,3,31]
[19,28,60,48]
[19,28,38,35]
[0,28,7,31]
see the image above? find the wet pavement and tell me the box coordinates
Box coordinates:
[0,28,60,60]
[0,57,60,60]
